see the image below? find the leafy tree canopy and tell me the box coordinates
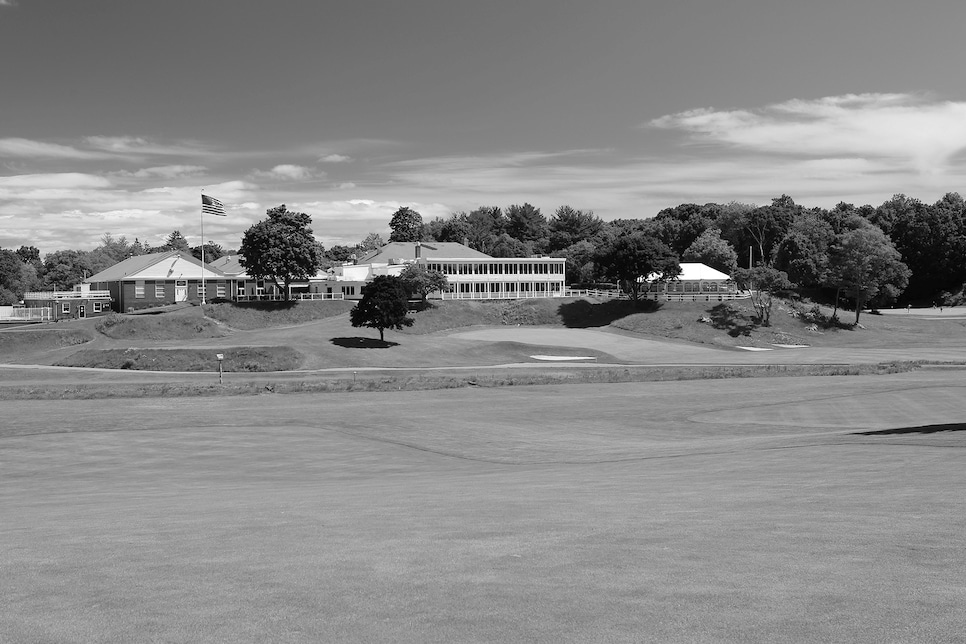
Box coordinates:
[239,205,324,300]
[388,207,424,242]
[349,275,414,341]
[828,224,910,324]
[594,232,680,300]
[682,228,738,275]
[399,263,448,303]
[733,265,793,326]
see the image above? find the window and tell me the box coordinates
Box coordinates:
[155,284,165,298]
[93,302,102,313]
[216,284,226,298]
[197,284,206,298]
[135,281,145,298]
[61,302,70,314]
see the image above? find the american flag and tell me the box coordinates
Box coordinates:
[201,194,226,216]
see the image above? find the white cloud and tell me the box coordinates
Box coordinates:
[252,164,321,181]
[650,93,966,173]
[84,136,209,157]
[114,165,208,179]
[0,138,108,160]
[0,173,112,190]
[320,154,352,163]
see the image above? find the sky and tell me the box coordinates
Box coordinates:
[2,0,966,255]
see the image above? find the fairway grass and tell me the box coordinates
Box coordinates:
[2,371,965,642]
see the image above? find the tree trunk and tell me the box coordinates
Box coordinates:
[379,327,384,341]
[854,297,863,325]
[832,287,840,321]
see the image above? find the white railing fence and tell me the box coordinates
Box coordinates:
[0,307,53,321]
[23,290,112,300]
[233,292,345,302]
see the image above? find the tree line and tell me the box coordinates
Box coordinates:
[4,193,966,320]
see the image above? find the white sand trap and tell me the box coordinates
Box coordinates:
[531,355,597,361]
[735,346,772,351]
[771,344,810,348]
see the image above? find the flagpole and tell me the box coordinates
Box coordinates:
[200,189,206,305]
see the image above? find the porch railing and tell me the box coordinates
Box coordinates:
[24,290,112,300]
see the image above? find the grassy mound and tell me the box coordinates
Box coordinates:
[203,300,355,330]
[0,328,94,361]
[403,298,584,334]
[55,346,303,372]
[96,311,228,340]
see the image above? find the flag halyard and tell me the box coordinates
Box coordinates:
[201,194,227,216]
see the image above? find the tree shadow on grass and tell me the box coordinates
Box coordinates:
[853,423,966,436]
[558,299,662,328]
[708,303,759,337]
[330,336,399,349]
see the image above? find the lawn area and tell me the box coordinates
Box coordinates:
[2,371,964,642]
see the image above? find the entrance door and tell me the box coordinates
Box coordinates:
[78,305,86,319]
[175,280,188,302]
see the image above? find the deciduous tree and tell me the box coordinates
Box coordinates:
[682,228,738,275]
[594,232,680,300]
[349,275,414,341]
[388,207,424,242]
[733,265,792,326]
[399,264,448,303]
[239,205,325,300]
[828,225,910,324]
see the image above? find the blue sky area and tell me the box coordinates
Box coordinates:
[3,0,966,253]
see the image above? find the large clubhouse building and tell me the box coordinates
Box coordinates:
[83,242,569,310]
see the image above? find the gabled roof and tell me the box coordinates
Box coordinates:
[645,262,733,282]
[85,251,227,282]
[209,254,245,275]
[357,241,492,264]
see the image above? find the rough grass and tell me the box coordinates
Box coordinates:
[402,298,567,333]
[96,311,228,340]
[0,327,93,359]
[0,361,921,400]
[203,299,354,329]
[54,346,303,372]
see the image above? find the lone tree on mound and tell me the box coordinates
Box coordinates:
[350,275,414,341]
[239,205,324,301]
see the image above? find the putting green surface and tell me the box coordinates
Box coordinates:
[3,371,965,643]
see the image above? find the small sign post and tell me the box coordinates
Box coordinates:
[216,353,224,384]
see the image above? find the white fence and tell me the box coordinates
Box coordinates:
[234,292,345,302]
[0,306,53,322]
[563,289,751,302]
[440,290,567,301]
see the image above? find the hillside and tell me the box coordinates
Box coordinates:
[2,297,963,374]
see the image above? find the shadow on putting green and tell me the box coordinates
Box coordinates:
[330,336,399,349]
[854,423,966,436]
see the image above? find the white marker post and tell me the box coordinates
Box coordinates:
[216,353,224,384]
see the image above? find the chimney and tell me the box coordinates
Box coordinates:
[415,241,421,260]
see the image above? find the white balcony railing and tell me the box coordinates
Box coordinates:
[24,290,112,300]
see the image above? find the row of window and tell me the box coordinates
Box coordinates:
[133,281,228,299]
[425,262,565,276]
[61,302,105,314]
[450,282,564,294]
